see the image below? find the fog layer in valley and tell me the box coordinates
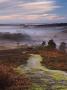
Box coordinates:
[0,26,67,47]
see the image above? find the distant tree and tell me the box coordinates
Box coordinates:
[42,41,46,46]
[59,42,66,52]
[48,39,56,49]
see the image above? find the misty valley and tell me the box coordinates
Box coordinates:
[0,25,67,90]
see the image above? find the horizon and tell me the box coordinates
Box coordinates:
[0,22,67,25]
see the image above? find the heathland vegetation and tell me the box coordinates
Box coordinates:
[0,32,67,90]
[0,35,67,71]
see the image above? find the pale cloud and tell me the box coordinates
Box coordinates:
[46,15,65,20]
[0,14,65,21]
[0,15,19,20]
[20,14,66,21]
[19,1,59,13]
[0,0,66,23]
[42,14,65,20]
[0,14,41,20]
[0,0,8,3]
[21,15,41,20]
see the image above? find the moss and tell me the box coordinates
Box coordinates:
[52,85,67,90]
[31,83,45,90]
[49,71,67,81]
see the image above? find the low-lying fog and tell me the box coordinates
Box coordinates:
[0,26,67,46]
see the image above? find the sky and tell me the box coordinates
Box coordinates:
[0,0,67,24]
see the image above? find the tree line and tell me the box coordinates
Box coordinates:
[41,39,67,52]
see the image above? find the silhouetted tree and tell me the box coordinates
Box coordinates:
[42,41,46,46]
[48,39,56,49]
[59,42,66,52]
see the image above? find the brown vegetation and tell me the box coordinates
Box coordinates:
[0,47,67,71]
[0,64,32,90]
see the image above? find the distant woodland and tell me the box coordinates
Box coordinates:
[0,33,30,41]
[0,23,67,27]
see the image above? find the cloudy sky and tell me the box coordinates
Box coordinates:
[0,0,67,24]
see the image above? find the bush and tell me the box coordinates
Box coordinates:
[48,39,56,49]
